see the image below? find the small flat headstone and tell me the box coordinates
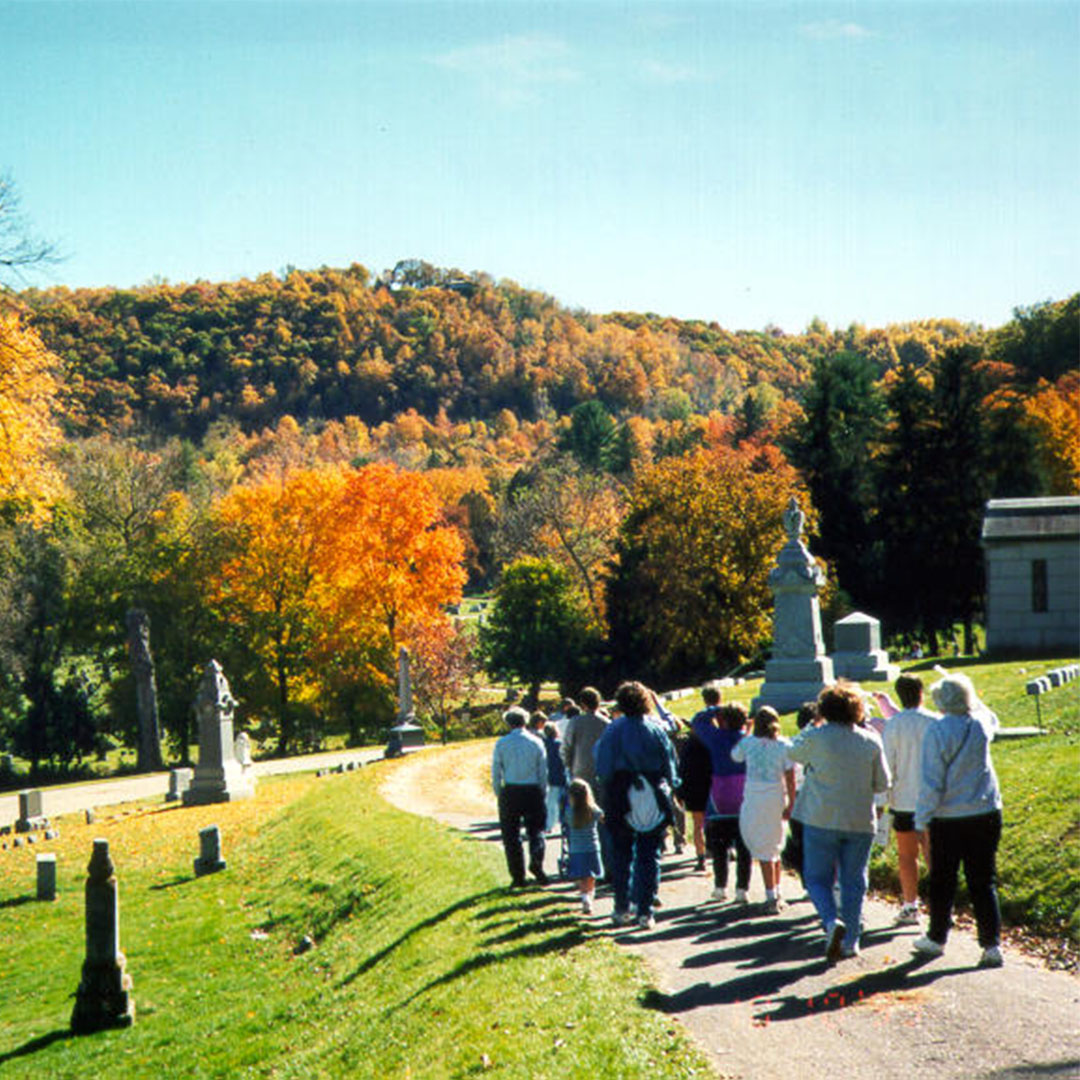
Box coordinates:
[13,837,22,848]
[45,829,58,840]
[85,809,96,825]
[1049,670,1064,688]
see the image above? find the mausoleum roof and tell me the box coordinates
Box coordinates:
[981,496,1080,542]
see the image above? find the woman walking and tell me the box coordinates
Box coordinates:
[913,671,1004,968]
[788,684,890,960]
[731,706,795,913]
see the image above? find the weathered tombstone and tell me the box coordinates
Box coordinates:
[1048,669,1064,688]
[183,661,255,806]
[37,853,57,901]
[387,646,425,750]
[15,789,47,833]
[166,767,194,802]
[193,824,226,876]
[753,499,835,713]
[126,609,164,772]
[234,730,253,771]
[71,840,135,1033]
[85,808,96,826]
[829,612,899,683]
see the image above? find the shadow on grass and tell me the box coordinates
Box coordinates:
[387,927,588,1012]
[149,875,193,891]
[338,888,505,988]
[0,1029,73,1066]
[0,895,35,909]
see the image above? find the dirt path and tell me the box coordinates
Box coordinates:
[381,741,1080,1080]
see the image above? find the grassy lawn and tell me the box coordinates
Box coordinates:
[663,655,1080,943]
[0,765,713,1079]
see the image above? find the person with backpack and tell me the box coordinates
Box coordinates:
[594,680,679,930]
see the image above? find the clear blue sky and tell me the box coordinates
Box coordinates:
[3,0,1077,332]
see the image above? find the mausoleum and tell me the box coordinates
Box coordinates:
[981,496,1080,653]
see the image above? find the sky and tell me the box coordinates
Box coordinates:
[2,0,1077,332]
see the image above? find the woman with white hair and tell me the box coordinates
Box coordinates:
[913,671,1004,968]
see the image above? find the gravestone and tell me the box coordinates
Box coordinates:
[183,661,255,806]
[15,789,48,834]
[166,767,194,802]
[752,499,835,713]
[829,612,899,683]
[194,824,226,876]
[387,645,425,749]
[37,853,57,901]
[71,839,135,1033]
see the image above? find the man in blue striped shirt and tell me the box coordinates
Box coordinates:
[492,706,549,887]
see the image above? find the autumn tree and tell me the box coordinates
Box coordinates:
[208,463,465,753]
[408,617,480,743]
[496,461,625,627]
[208,468,347,754]
[606,443,806,685]
[0,308,63,520]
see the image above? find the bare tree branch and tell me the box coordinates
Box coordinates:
[0,173,63,285]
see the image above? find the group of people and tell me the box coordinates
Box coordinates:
[491,668,1005,967]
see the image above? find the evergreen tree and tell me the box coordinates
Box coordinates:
[787,350,886,608]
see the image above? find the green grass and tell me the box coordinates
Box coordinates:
[0,768,713,1079]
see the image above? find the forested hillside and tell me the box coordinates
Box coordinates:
[26,259,1073,440]
[2,260,1076,773]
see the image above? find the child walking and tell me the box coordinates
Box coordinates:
[566,778,605,914]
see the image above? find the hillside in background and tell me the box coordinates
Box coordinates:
[20,259,1074,440]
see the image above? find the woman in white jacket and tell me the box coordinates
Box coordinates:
[912,671,1004,968]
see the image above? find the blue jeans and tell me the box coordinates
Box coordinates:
[609,822,664,916]
[802,824,874,949]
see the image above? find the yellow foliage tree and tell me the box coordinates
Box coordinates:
[1023,373,1080,494]
[0,307,63,518]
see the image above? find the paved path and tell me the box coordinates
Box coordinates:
[381,743,1080,1080]
[0,746,392,829]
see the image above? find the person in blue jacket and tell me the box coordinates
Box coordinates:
[594,680,679,930]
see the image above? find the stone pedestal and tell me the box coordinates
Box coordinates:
[183,661,255,806]
[37,853,57,901]
[71,840,135,1033]
[194,824,226,876]
[830,612,899,683]
[390,646,425,748]
[166,768,194,802]
[753,499,834,714]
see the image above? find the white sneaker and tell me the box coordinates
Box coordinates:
[896,905,921,926]
[840,941,860,959]
[978,945,1003,968]
[611,910,634,927]
[734,888,749,904]
[912,935,945,957]
[637,913,656,930]
[581,895,593,915]
[711,887,728,902]
[764,896,785,915]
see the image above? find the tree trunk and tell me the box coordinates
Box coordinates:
[126,609,164,772]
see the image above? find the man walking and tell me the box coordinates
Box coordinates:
[492,705,549,887]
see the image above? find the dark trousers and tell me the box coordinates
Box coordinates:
[609,821,664,916]
[705,817,751,890]
[498,784,546,885]
[928,810,1002,948]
